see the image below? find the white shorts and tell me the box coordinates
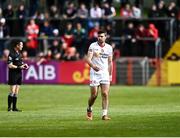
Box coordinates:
[90,70,110,87]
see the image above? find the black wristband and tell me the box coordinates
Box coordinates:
[17,65,21,69]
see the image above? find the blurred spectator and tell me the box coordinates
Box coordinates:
[73,22,86,58]
[148,4,159,17]
[157,0,167,17]
[135,24,148,56]
[26,19,39,57]
[48,29,66,60]
[3,4,14,36]
[49,5,59,18]
[147,23,159,39]
[46,0,67,14]
[17,4,26,20]
[78,0,92,9]
[62,22,74,48]
[167,2,178,18]
[22,50,29,61]
[122,22,137,56]
[77,3,88,25]
[90,3,102,18]
[36,52,50,65]
[48,40,62,60]
[29,0,39,17]
[146,23,159,57]
[102,2,116,19]
[2,48,9,61]
[120,3,133,18]
[111,42,120,60]
[89,3,102,29]
[135,24,147,39]
[0,18,10,57]
[132,5,142,18]
[0,18,10,37]
[105,23,115,41]
[63,47,79,61]
[88,22,100,42]
[77,3,88,19]
[2,4,14,18]
[40,20,54,54]
[40,20,54,37]
[16,3,26,36]
[63,2,77,19]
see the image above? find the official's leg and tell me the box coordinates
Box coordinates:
[12,85,22,112]
[8,85,16,111]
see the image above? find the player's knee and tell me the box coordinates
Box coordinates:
[102,92,108,98]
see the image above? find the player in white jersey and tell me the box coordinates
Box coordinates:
[86,30,113,120]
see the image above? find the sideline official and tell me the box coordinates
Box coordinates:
[7,40,29,112]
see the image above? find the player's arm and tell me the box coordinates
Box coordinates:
[86,48,100,72]
[7,55,28,69]
[108,55,113,81]
[8,62,28,69]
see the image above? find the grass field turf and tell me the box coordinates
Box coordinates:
[0,85,180,136]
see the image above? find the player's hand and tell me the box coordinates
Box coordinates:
[24,64,29,69]
[92,64,100,72]
[21,64,29,69]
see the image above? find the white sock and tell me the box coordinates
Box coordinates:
[87,106,92,111]
[102,109,108,116]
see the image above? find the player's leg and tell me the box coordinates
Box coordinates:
[8,85,16,111]
[100,84,111,120]
[88,86,99,109]
[87,86,99,120]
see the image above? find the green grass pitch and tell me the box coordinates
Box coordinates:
[0,85,180,136]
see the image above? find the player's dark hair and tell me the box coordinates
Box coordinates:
[11,39,21,48]
[98,30,107,35]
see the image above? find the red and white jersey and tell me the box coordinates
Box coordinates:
[88,42,113,73]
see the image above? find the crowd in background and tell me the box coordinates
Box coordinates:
[0,0,180,62]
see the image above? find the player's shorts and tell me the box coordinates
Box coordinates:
[90,70,110,87]
[8,71,22,85]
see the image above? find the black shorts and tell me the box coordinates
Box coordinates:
[8,71,22,85]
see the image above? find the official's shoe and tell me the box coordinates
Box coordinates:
[102,115,111,120]
[12,108,22,112]
[86,109,93,120]
[8,108,12,112]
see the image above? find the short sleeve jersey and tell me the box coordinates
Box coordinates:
[88,42,113,72]
[7,49,23,72]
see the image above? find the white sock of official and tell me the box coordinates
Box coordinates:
[102,109,108,116]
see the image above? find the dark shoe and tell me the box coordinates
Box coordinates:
[86,108,93,120]
[12,108,22,112]
[102,115,111,120]
[8,108,12,112]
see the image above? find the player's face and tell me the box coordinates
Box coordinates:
[97,33,106,43]
[17,42,23,51]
